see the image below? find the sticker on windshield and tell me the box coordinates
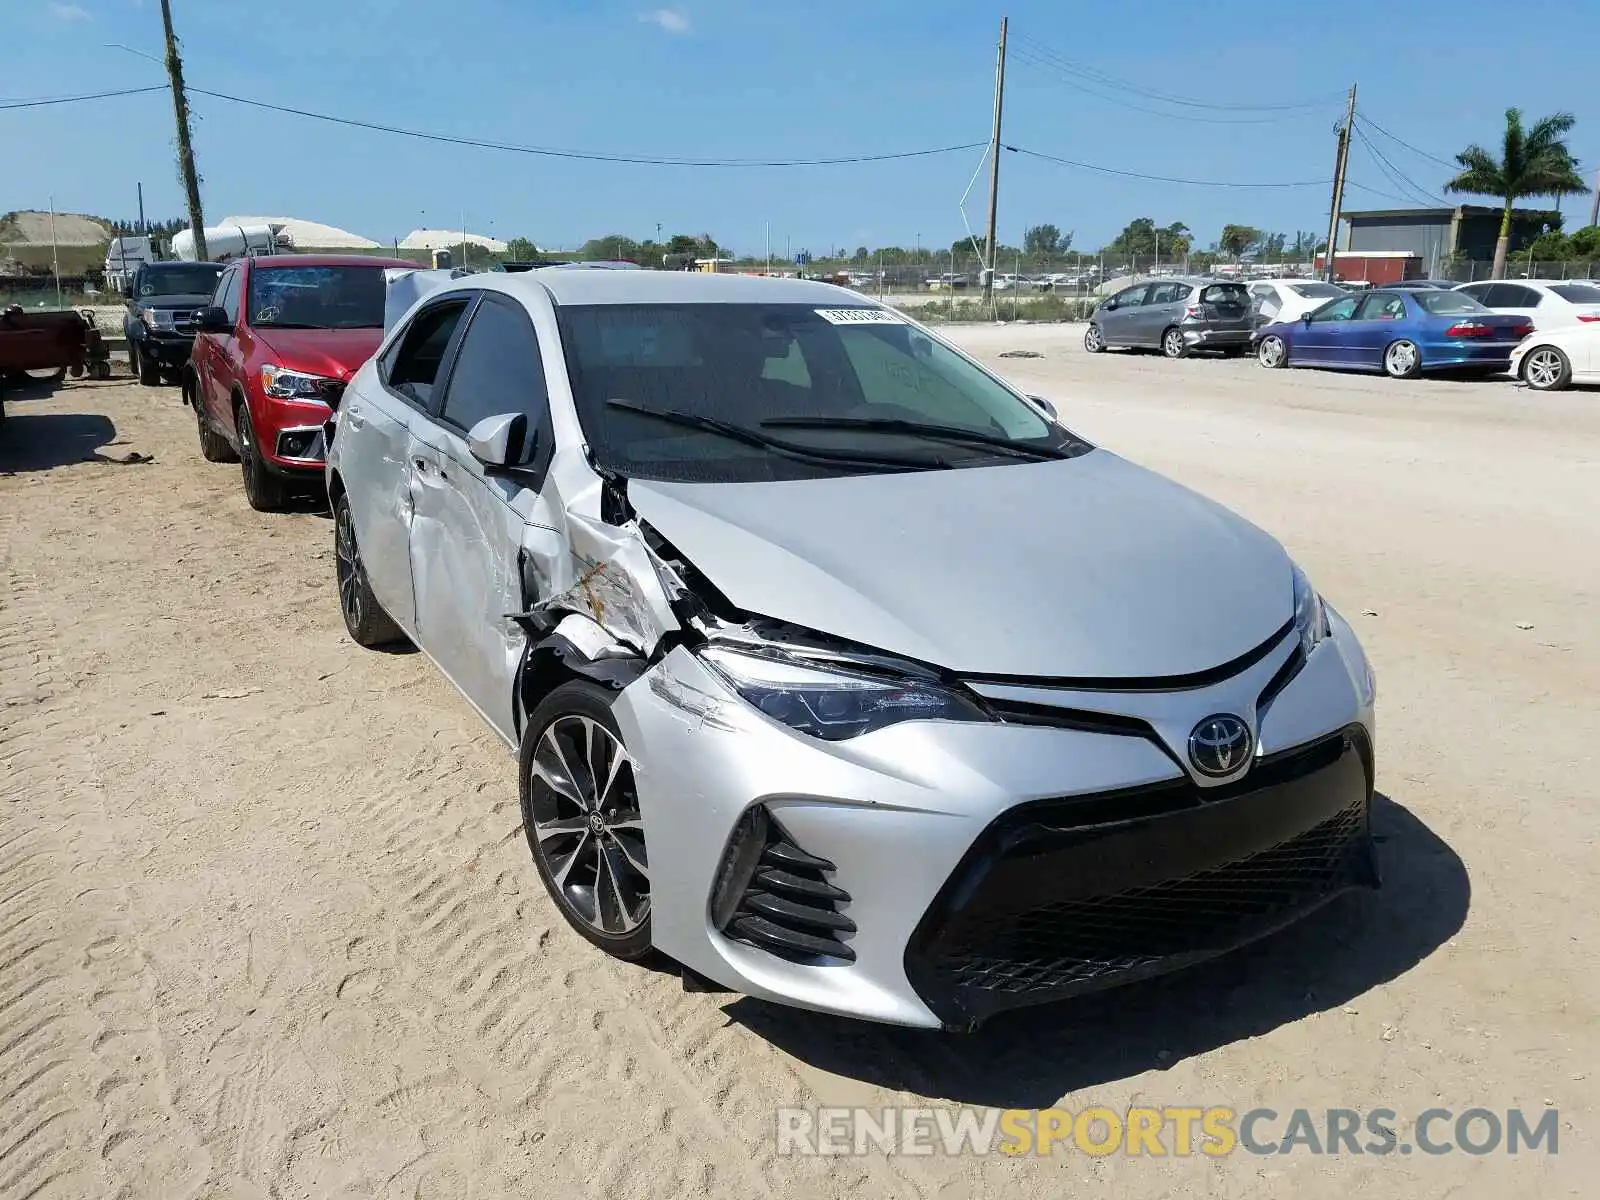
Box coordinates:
[813,308,904,325]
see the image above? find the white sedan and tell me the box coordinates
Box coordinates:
[1453,279,1600,330]
[1509,322,1600,391]
[1247,278,1350,323]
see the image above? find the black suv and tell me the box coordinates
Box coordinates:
[123,260,224,386]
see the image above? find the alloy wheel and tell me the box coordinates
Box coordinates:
[334,502,364,629]
[1385,341,1419,377]
[1083,324,1103,352]
[528,716,648,935]
[1524,348,1566,390]
[1258,336,1285,368]
[1163,329,1185,358]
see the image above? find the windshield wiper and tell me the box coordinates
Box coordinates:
[605,399,949,471]
[760,416,1074,460]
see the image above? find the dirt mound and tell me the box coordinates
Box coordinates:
[0,210,111,246]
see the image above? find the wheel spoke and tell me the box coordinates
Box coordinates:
[609,828,649,877]
[529,753,585,808]
[597,838,642,928]
[540,725,589,809]
[550,829,593,889]
[533,813,591,843]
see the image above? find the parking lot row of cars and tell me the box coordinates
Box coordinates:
[114,253,1380,1030]
[1081,274,1600,388]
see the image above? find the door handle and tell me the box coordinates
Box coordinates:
[345,409,365,429]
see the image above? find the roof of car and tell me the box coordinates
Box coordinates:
[500,269,875,307]
[244,254,416,270]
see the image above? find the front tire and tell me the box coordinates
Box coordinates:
[133,341,160,386]
[520,681,652,961]
[235,401,290,512]
[1257,335,1288,369]
[1383,339,1422,379]
[1161,327,1188,359]
[1083,322,1106,353]
[190,380,237,462]
[1521,345,1572,391]
[333,493,403,646]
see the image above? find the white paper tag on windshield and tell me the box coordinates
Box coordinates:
[814,307,904,325]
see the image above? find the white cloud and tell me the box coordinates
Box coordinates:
[47,2,92,20]
[639,7,690,34]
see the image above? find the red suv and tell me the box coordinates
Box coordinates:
[186,254,414,510]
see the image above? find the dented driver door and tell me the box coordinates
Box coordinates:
[406,293,558,745]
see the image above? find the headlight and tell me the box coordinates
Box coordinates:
[140,307,176,330]
[697,643,990,740]
[1292,564,1330,657]
[260,364,335,401]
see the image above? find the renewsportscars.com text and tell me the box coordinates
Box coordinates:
[776,1105,1560,1158]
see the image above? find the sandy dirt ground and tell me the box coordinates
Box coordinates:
[1,328,1595,1198]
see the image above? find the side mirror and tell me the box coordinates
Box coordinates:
[1027,394,1058,421]
[467,412,529,472]
[198,306,231,333]
[1301,312,1314,324]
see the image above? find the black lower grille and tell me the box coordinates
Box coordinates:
[905,726,1377,1028]
[712,806,855,963]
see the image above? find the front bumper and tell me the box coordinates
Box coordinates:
[139,332,197,367]
[253,393,334,472]
[615,609,1377,1028]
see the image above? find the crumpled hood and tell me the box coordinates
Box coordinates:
[627,452,1295,679]
[250,327,383,382]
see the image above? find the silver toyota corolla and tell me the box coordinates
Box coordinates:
[326,269,1378,1030]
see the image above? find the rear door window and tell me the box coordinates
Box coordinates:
[1200,284,1249,308]
[1148,282,1187,305]
[385,298,472,408]
[1355,293,1407,320]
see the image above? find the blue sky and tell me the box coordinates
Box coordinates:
[4,0,1595,255]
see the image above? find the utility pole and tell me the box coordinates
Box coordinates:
[981,15,1008,307]
[160,0,207,260]
[137,182,147,235]
[50,196,62,309]
[1323,83,1356,284]
[1589,167,1599,229]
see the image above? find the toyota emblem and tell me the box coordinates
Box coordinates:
[1188,714,1253,778]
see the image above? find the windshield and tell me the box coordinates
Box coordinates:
[247,265,387,329]
[558,303,1090,483]
[1550,283,1600,304]
[138,264,222,297]
[1289,282,1345,299]
[1414,291,1489,314]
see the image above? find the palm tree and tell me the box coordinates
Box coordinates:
[1445,108,1587,279]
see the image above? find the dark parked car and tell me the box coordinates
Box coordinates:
[1387,279,1459,291]
[123,260,225,386]
[1083,277,1255,358]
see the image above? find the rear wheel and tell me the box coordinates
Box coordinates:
[1383,339,1422,379]
[333,493,403,646]
[236,401,289,512]
[1257,335,1288,369]
[1161,327,1187,359]
[520,682,652,961]
[1521,345,1572,391]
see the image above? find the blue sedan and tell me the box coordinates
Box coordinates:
[1254,288,1533,378]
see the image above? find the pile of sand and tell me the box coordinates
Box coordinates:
[0,210,111,245]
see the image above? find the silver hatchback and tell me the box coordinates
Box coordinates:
[326,270,1377,1029]
[1084,277,1256,358]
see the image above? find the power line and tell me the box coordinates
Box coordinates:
[0,85,166,110]
[1354,112,1460,170]
[1008,48,1299,125]
[1353,125,1448,207]
[188,87,985,167]
[1343,179,1432,206]
[1006,144,1330,189]
[1011,33,1344,113]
